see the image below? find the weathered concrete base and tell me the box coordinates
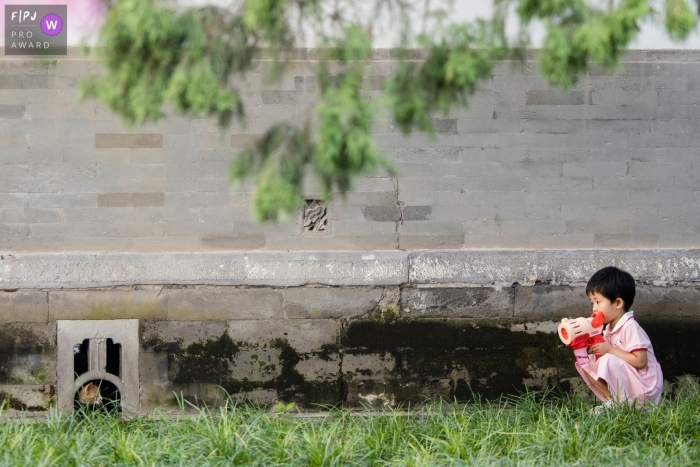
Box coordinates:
[0,250,700,411]
[1,279,700,412]
[0,323,55,385]
[139,319,342,410]
[0,384,54,412]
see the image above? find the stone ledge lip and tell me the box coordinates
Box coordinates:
[0,251,409,288]
[2,249,699,289]
[409,249,700,285]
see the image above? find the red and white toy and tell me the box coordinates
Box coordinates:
[558,311,605,349]
[558,312,605,363]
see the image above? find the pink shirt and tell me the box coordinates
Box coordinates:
[576,310,664,404]
[604,311,658,360]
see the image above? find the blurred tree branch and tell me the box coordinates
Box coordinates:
[79,0,699,222]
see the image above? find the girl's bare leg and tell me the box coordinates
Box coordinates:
[581,370,611,400]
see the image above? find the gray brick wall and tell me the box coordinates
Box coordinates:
[1,49,699,251]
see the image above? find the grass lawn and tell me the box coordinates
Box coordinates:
[2,384,699,466]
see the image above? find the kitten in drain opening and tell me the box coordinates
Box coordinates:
[78,382,103,408]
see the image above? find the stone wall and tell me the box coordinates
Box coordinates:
[1,49,700,251]
[2,49,700,413]
[1,251,700,412]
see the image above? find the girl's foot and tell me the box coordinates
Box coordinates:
[591,399,615,415]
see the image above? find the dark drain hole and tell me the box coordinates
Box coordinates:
[73,379,121,413]
[73,339,89,377]
[72,338,123,413]
[73,339,122,378]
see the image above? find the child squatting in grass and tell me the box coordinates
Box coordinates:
[576,266,664,409]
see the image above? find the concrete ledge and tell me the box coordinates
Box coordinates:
[49,289,166,321]
[0,291,48,323]
[166,288,283,320]
[1,284,697,324]
[284,287,384,319]
[402,287,514,318]
[409,250,700,286]
[513,286,590,319]
[2,250,700,289]
[634,286,700,317]
[0,251,409,288]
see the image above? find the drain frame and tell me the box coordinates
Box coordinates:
[57,319,139,413]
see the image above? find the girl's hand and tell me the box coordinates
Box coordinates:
[589,341,613,356]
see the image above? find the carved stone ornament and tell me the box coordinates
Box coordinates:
[303,200,328,233]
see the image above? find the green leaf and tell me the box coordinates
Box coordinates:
[87,0,678,224]
[517,0,586,23]
[665,0,698,41]
[535,0,648,88]
[79,0,247,128]
[314,66,394,196]
[252,176,303,223]
[231,123,313,222]
[386,24,494,135]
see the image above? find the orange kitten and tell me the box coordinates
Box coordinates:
[78,382,103,406]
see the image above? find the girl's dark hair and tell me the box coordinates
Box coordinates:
[585,266,636,311]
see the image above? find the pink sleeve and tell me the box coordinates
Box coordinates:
[620,320,652,353]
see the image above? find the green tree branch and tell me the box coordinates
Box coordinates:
[79,0,700,222]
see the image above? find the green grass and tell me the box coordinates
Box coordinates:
[2,384,700,466]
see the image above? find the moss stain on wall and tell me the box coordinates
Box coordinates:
[4,311,699,411]
[138,317,700,407]
[343,319,576,401]
[0,324,55,385]
[142,332,342,407]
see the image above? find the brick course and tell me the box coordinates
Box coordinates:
[0,50,698,250]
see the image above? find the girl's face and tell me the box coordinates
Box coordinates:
[588,292,625,325]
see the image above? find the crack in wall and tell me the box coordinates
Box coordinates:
[394,176,401,250]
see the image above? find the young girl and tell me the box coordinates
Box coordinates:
[575,266,664,409]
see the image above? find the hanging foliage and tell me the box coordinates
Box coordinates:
[81,0,700,221]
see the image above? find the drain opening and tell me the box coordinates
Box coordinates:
[73,339,89,377]
[73,339,121,378]
[58,320,139,413]
[72,337,124,412]
[73,379,121,413]
[106,339,121,377]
